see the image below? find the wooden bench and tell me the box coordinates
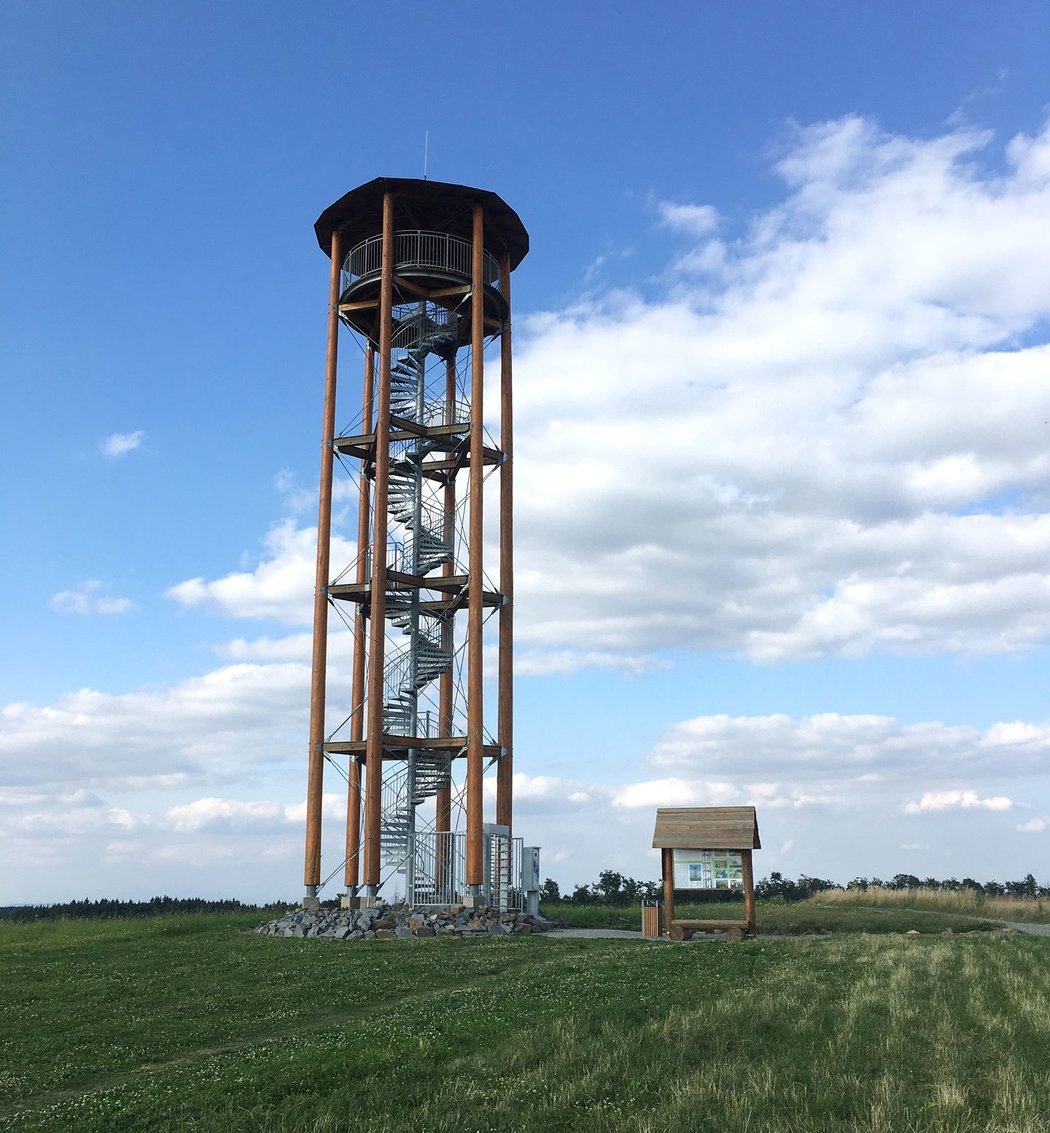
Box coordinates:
[669,918,754,941]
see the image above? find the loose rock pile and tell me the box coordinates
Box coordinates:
[255,902,561,941]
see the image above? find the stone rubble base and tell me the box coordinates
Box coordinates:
[255,902,562,941]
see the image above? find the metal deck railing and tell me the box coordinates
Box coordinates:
[342,230,500,291]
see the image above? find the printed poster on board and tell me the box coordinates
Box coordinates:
[672,848,744,890]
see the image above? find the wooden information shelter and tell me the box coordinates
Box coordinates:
[652,807,760,940]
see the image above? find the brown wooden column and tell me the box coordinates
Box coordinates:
[344,343,374,891]
[303,227,342,892]
[742,848,757,934]
[435,355,456,890]
[465,203,485,888]
[496,253,513,832]
[436,355,457,836]
[662,848,675,937]
[363,192,396,890]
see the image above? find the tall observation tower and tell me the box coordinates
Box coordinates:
[302,179,529,908]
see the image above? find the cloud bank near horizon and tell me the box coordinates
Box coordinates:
[3,660,1046,900]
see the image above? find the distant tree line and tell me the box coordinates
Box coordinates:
[842,872,1047,898]
[0,896,289,923]
[540,871,663,907]
[753,872,838,900]
[541,869,1049,906]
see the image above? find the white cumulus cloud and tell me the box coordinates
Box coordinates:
[100,430,145,458]
[904,790,1013,814]
[164,795,330,833]
[166,520,357,626]
[0,660,311,793]
[658,200,720,236]
[507,115,1050,667]
[49,580,135,615]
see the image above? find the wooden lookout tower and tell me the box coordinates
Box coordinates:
[302,179,528,907]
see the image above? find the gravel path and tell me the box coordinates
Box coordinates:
[542,928,823,942]
[545,924,1050,940]
[1006,921,1050,936]
[545,928,647,939]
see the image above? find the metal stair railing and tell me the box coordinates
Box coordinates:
[376,302,467,877]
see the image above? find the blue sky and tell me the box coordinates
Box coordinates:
[4,2,1050,903]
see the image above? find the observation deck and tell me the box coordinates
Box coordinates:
[315,177,528,344]
[337,229,505,342]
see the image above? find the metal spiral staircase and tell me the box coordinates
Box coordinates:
[378,309,461,868]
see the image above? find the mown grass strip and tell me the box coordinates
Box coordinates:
[0,914,557,1101]
[543,899,998,934]
[9,940,567,1110]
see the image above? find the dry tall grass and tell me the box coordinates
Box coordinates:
[808,884,1050,923]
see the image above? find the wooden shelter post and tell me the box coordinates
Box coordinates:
[662,848,675,936]
[742,848,756,932]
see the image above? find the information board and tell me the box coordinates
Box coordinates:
[672,848,744,890]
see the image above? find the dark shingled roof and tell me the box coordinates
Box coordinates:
[652,807,761,850]
[314,177,529,269]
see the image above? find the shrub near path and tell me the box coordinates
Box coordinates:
[2,915,1050,1132]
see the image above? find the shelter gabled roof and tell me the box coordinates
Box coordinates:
[652,807,761,850]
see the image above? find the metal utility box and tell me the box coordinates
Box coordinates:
[522,846,541,916]
[521,846,541,891]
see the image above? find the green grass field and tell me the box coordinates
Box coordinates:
[541,898,1002,935]
[2,910,1049,1132]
